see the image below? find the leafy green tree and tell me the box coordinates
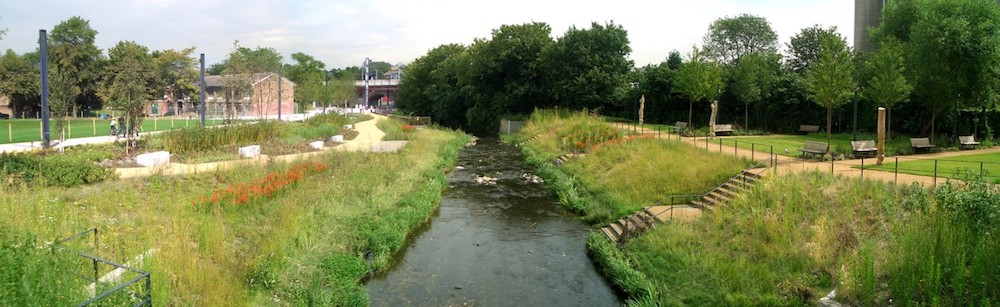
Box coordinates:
[284,52,327,111]
[666,50,683,70]
[786,25,844,74]
[398,44,468,128]
[539,22,632,113]
[862,38,912,140]
[0,50,40,118]
[640,62,675,123]
[876,0,1000,141]
[368,61,392,79]
[152,47,199,114]
[730,52,781,129]
[48,16,103,128]
[673,47,725,127]
[216,42,284,121]
[99,41,157,150]
[703,14,778,65]
[804,32,855,146]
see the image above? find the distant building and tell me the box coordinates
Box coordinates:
[200,73,296,118]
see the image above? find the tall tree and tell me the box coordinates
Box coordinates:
[398,44,468,128]
[0,50,40,118]
[875,0,1000,142]
[862,38,912,140]
[540,22,632,112]
[703,14,778,65]
[49,16,103,126]
[666,50,683,70]
[804,32,856,147]
[217,42,283,121]
[152,47,199,114]
[284,52,327,111]
[786,25,844,75]
[673,47,725,127]
[99,41,157,151]
[730,52,781,129]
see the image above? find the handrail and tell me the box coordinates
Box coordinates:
[54,228,152,306]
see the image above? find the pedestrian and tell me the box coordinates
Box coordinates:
[110,117,117,136]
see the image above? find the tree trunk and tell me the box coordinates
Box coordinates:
[827,105,833,147]
[744,102,749,131]
[688,100,694,128]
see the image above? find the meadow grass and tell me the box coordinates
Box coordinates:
[376,118,411,141]
[0,125,468,305]
[0,118,225,144]
[862,152,1000,183]
[514,109,750,224]
[614,172,999,305]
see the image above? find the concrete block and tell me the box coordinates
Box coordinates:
[330,135,344,143]
[343,124,353,130]
[239,145,261,158]
[136,151,170,167]
[310,141,324,149]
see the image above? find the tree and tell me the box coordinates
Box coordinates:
[666,50,683,70]
[216,42,283,121]
[786,25,844,75]
[284,52,327,111]
[0,50,40,118]
[49,16,103,128]
[397,44,469,128]
[804,32,855,147]
[862,38,912,140]
[673,47,725,127]
[152,47,199,114]
[100,41,157,151]
[703,14,778,65]
[539,22,632,113]
[730,52,780,129]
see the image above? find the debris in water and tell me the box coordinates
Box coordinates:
[522,173,544,184]
[474,175,498,185]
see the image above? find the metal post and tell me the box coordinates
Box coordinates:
[861,158,864,179]
[200,54,206,126]
[39,30,50,148]
[980,162,984,177]
[364,57,371,110]
[894,156,898,184]
[719,138,722,152]
[933,160,938,187]
[751,143,755,161]
[734,140,738,155]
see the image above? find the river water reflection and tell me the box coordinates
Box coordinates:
[366,138,620,306]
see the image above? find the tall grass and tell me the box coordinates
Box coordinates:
[0,226,86,306]
[516,109,749,223]
[160,121,281,155]
[0,126,469,305]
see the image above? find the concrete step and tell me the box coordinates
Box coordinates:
[601,227,620,242]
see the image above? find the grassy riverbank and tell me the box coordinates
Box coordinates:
[0,126,468,305]
[511,109,750,224]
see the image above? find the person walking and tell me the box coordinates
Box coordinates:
[110,117,117,137]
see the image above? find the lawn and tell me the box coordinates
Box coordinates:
[862,152,1000,183]
[0,117,225,144]
[0,124,469,305]
[730,133,914,157]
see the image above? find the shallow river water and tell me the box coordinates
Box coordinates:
[366,138,620,306]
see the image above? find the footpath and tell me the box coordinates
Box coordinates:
[1,114,398,178]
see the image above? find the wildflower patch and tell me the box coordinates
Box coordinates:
[193,161,328,207]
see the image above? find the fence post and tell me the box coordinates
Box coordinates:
[981,162,984,177]
[861,158,864,179]
[894,156,898,185]
[92,118,96,136]
[933,160,938,187]
[8,123,11,142]
[719,138,722,152]
[752,143,755,161]
[734,140,738,155]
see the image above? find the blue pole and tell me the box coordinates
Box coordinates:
[39,30,50,148]
[200,53,206,126]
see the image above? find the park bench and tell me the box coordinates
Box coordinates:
[959,135,979,150]
[673,121,688,131]
[799,140,829,158]
[910,137,936,152]
[851,140,877,157]
[799,124,820,134]
[714,124,734,136]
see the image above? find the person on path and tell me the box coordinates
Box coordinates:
[110,118,117,137]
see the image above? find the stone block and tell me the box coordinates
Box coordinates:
[310,141,324,149]
[330,135,344,143]
[239,145,261,158]
[136,151,170,167]
[343,124,353,130]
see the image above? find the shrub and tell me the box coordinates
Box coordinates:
[0,147,116,188]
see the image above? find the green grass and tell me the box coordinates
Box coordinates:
[613,172,1000,305]
[0,126,469,305]
[862,152,1000,183]
[730,132,915,157]
[514,109,750,223]
[0,117,225,144]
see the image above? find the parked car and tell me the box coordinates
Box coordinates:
[0,113,9,119]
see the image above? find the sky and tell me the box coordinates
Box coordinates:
[0,0,854,69]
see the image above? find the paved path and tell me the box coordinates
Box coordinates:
[610,122,998,187]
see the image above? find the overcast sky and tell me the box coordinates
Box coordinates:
[0,0,853,69]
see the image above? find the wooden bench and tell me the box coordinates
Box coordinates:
[799,125,820,134]
[714,124,734,136]
[799,140,829,158]
[851,140,877,157]
[959,135,979,150]
[910,138,936,152]
[673,121,688,130]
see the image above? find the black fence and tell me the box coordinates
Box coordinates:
[56,228,152,306]
[855,156,1000,186]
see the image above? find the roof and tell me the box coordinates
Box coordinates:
[204,73,296,88]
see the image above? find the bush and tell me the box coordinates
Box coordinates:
[1,146,116,188]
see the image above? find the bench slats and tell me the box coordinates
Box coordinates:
[799,140,828,157]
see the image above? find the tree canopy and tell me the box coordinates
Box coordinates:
[703,14,778,65]
[804,31,855,145]
[673,47,725,127]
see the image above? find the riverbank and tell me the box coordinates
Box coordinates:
[0,119,469,305]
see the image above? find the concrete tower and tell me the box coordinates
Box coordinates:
[854,0,884,52]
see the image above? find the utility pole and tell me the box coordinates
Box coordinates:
[200,53,206,126]
[363,57,371,111]
[39,30,50,148]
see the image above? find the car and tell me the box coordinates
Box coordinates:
[0,113,9,119]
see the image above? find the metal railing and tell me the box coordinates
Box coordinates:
[854,156,1000,186]
[55,228,152,307]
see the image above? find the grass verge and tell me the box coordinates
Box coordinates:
[862,151,1000,183]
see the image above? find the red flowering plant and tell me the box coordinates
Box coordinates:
[559,122,620,154]
[193,161,328,208]
[401,124,416,132]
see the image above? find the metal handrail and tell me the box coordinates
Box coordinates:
[55,228,152,306]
